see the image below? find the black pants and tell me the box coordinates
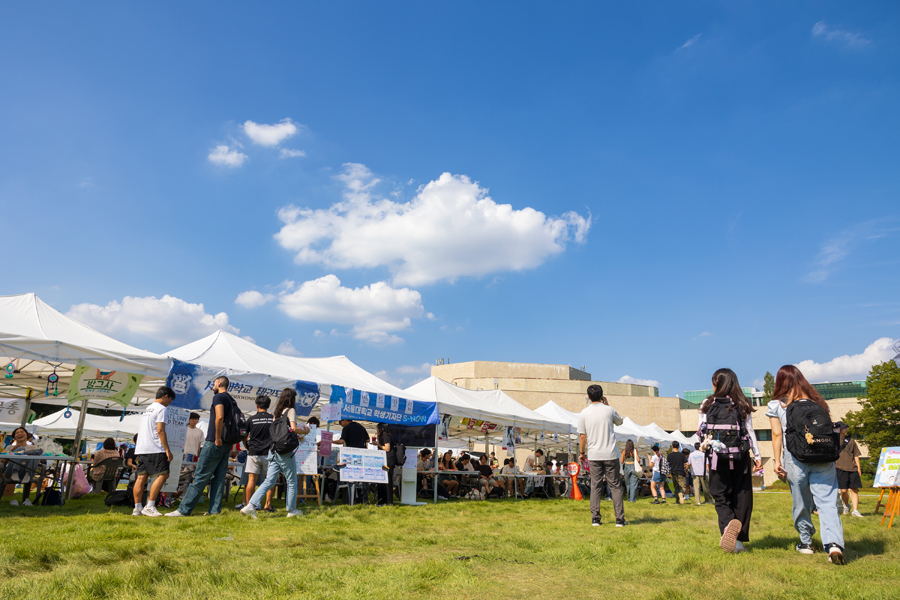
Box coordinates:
[708,454,753,542]
[377,466,394,505]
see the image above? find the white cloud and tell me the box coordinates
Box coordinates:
[277,339,303,357]
[397,363,432,374]
[313,329,325,338]
[274,163,591,286]
[618,375,661,388]
[811,21,871,48]
[243,119,298,147]
[692,331,711,341]
[679,34,701,49]
[208,145,248,168]
[374,370,406,388]
[276,274,425,344]
[795,337,897,383]
[804,220,897,283]
[67,295,240,347]
[279,148,306,159]
[235,290,275,308]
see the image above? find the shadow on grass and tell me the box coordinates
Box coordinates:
[753,533,886,563]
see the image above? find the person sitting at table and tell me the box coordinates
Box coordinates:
[1,427,36,506]
[438,451,460,498]
[477,454,504,497]
[89,437,121,493]
[501,457,526,496]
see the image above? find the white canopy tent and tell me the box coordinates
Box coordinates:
[31,408,143,440]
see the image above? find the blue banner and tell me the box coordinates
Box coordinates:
[328,385,438,425]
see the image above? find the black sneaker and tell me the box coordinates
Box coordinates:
[827,544,844,565]
[592,518,602,527]
[796,543,814,555]
[615,520,627,528]
[650,499,660,504]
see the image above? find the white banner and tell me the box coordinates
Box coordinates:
[162,407,190,494]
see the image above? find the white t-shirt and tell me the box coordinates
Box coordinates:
[184,426,204,456]
[136,402,167,455]
[577,402,624,461]
[500,465,520,475]
[524,453,539,473]
[650,453,661,472]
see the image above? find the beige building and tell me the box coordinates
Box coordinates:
[432,360,866,487]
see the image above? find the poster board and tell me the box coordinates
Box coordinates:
[161,406,191,493]
[874,447,900,488]
[295,425,318,476]
[339,446,388,483]
[68,366,144,408]
[319,430,333,457]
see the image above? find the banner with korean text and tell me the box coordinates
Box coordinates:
[326,385,438,426]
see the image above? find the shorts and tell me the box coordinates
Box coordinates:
[136,453,170,477]
[245,454,269,475]
[652,471,666,483]
[837,468,862,490]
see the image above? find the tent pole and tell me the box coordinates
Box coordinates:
[64,397,89,501]
[20,387,33,427]
[433,422,439,505]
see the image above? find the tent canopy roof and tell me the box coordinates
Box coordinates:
[30,408,143,440]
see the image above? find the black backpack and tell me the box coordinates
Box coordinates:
[394,441,407,467]
[104,490,134,507]
[221,393,248,445]
[269,413,299,454]
[784,400,840,463]
[702,397,748,469]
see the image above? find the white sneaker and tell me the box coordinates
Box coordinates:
[10,500,18,506]
[240,504,258,518]
[842,504,850,515]
[141,506,163,517]
[286,510,302,518]
[22,499,32,506]
[132,506,142,516]
[734,541,746,553]
[164,510,186,517]
[851,510,864,518]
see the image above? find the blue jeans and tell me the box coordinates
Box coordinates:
[623,464,638,502]
[179,441,230,515]
[784,453,844,549]
[250,450,297,512]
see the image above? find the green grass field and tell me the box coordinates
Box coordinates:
[0,492,896,600]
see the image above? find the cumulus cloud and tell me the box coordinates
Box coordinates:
[276,274,425,344]
[67,295,240,347]
[397,363,432,374]
[280,148,306,159]
[679,34,701,49]
[274,163,591,286]
[618,375,661,388]
[812,21,871,48]
[243,119,298,147]
[374,370,407,388]
[795,337,897,383]
[235,290,275,308]
[277,339,303,357]
[208,145,248,168]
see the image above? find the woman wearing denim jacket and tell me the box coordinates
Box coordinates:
[768,364,845,565]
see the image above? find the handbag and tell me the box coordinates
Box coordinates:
[633,450,643,476]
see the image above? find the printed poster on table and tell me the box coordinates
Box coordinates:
[338,446,388,484]
[319,430,333,457]
[161,406,191,493]
[68,365,144,408]
[874,447,900,488]
[294,425,318,476]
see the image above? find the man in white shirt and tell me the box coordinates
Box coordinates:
[184,412,204,460]
[688,442,712,505]
[578,384,626,527]
[133,386,175,517]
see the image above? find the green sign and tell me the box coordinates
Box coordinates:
[68,365,143,408]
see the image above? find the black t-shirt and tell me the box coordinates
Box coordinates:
[207,393,234,443]
[379,432,396,468]
[667,451,686,476]
[477,464,493,478]
[339,421,369,449]
[125,447,135,463]
[245,411,274,456]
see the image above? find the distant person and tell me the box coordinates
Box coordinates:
[167,376,238,517]
[0,427,35,506]
[374,423,395,506]
[184,412,204,460]
[332,418,368,449]
[438,451,460,498]
[578,384,626,527]
[133,386,176,517]
[689,442,712,505]
[89,437,120,493]
[666,441,687,504]
[501,457,525,497]
[239,395,274,512]
[835,423,863,518]
[699,368,761,554]
[125,434,137,471]
[621,440,640,503]
[648,445,666,504]
[768,365,845,564]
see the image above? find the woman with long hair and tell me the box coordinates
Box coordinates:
[241,388,306,518]
[439,451,460,498]
[767,365,845,564]
[698,368,761,553]
[374,423,395,506]
[0,427,35,506]
[647,444,666,504]
[621,439,639,503]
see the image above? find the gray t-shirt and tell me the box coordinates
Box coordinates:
[577,402,624,461]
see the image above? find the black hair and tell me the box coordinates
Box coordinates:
[214,375,230,389]
[156,386,175,400]
[503,458,510,466]
[700,368,755,419]
[189,412,200,420]
[273,388,297,419]
[587,384,604,402]
[624,439,635,455]
[307,416,320,426]
[682,448,690,456]
[671,441,680,449]
[694,442,701,450]
[133,434,138,442]
[255,395,271,410]
[421,448,432,458]
[103,437,116,450]
[12,426,27,438]
[535,449,544,456]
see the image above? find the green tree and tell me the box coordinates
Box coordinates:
[844,360,900,459]
[762,371,774,404]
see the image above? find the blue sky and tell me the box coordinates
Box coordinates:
[2,2,898,397]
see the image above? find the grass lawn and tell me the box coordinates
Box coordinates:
[0,492,896,600]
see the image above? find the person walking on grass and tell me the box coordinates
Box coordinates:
[768,365,845,565]
[237,395,275,512]
[689,442,712,505]
[698,368,761,554]
[835,423,864,518]
[667,441,688,505]
[167,376,237,517]
[133,386,175,517]
[621,439,640,503]
[241,388,306,518]
[648,445,666,504]
[578,384,626,527]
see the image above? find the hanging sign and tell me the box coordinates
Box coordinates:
[161,407,191,494]
[166,359,320,416]
[328,385,438,426]
[321,402,343,423]
[438,413,452,442]
[0,397,26,425]
[68,366,143,408]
